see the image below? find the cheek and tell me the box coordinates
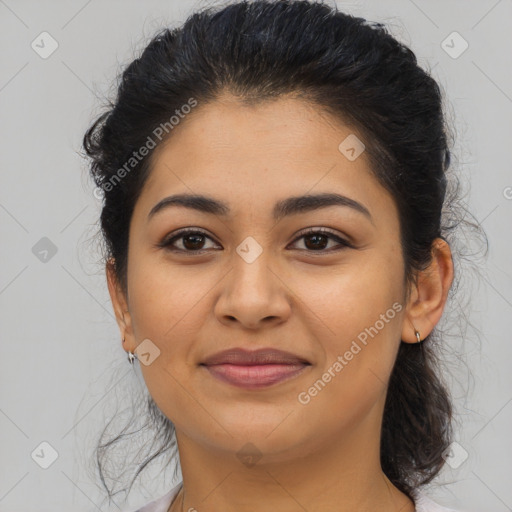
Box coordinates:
[127,261,211,421]
[289,250,402,336]
[123,242,216,425]
[294,253,403,391]
[295,290,402,434]
[126,250,211,340]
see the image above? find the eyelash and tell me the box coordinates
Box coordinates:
[158,227,353,255]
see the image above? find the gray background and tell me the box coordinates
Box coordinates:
[0,0,511,511]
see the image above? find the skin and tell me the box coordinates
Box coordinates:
[107,93,454,512]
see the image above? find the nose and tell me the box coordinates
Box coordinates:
[214,249,292,330]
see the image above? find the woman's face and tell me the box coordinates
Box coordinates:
[112,94,412,462]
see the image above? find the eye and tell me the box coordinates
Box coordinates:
[158,228,220,253]
[158,228,353,254]
[288,227,353,253]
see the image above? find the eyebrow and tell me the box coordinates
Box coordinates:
[147,192,373,224]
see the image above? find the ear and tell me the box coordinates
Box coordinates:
[401,238,454,343]
[106,258,135,353]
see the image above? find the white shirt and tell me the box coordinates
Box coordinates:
[125,481,462,512]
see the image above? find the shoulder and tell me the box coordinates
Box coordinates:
[414,491,463,512]
[121,481,183,512]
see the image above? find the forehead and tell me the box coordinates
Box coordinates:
[135,95,397,226]
[151,94,353,166]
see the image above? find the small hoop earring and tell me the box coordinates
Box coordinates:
[123,337,137,364]
[415,330,422,343]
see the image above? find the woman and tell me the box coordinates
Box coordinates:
[83,1,476,510]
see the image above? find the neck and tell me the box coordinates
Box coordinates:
[170,414,415,512]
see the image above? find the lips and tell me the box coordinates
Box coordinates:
[201,348,310,366]
[200,348,311,389]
